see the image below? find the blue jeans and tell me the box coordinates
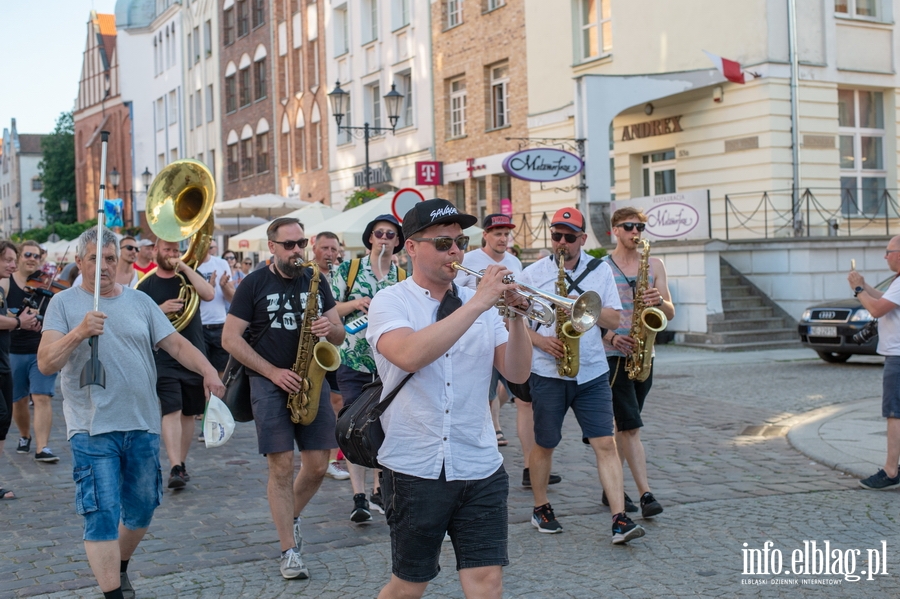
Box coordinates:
[70,431,163,541]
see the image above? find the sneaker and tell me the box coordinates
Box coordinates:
[612,512,646,544]
[16,437,31,454]
[531,503,563,533]
[292,518,303,553]
[181,462,191,482]
[640,492,663,518]
[168,465,186,490]
[325,460,350,480]
[369,489,385,515]
[198,430,205,443]
[601,490,639,514]
[859,469,900,490]
[350,493,372,523]
[279,548,309,580]
[120,571,135,599]
[35,448,60,463]
[521,468,562,488]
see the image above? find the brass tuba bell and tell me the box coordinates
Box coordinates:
[138,159,216,332]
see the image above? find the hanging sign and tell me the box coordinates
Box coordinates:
[502,148,583,182]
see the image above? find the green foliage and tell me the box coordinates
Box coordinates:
[37,111,77,225]
[344,188,385,211]
[12,219,97,244]
[585,247,608,259]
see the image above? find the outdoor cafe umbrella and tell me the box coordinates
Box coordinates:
[214,194,312,232]
[227,202,342,253]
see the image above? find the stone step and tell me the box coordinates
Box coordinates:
[719,275,743,287]
[707,317,789,333]
[681,328,797,346]
[721,297,769,310]
[721,285,753,298]
[722,306,776,319]
[678,338,802,352]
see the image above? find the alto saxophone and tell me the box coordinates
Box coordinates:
[624,238,668,382]
[555,249,583,378]
[287,260,341,425]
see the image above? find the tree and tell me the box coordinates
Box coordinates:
[38,111,76,225]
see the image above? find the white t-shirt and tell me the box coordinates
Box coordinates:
[197,256,232,325]
[518,251,622,383]
[454,248,523,291]
[367,278,508,481]
[877,277,900,356]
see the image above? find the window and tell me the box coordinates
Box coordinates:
[241,138,253,177]
[204,20,212,55]
[209,149,215,178]
[484,0,504,11]
[452,181,465,211]
[335,6,349,55]
[193,26,200,63]
[225,75,237,113]
[476,177,487,221]
[31,178,42,191]
[366,83,382,131]
[239,67,252,107]
[498,175,511,204]
[338,92,352,144]
[313,122,323,169]
[206,85,214,122]
[839,89,886,216]
[446,0,462,28]
[449,77,466,138]
[256,133,269,173]
[252,0,265,29]
[224,8,235,45]
[490,64,509,129]
[642,150,676,196]
[578,0,612,61]
[168,90,178,124]
[310,40,320,87]
[363,0,378,43]
[392,0,410,29]
[254,58,267,101]
[295,49,304,92]
[195,93,202,128]
[296,125,307,171]
[187,32,192,66]
[189,93,194,129]
[156,97,165,130]
[153,37,159,75]
[396,72,413,128]
[237,0,250,37]
[835,0,879,18]
[228,143,239,181]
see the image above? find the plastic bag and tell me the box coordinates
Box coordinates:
[203,394,235,448]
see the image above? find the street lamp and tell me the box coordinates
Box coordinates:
[109,166,120,194]
[26,214,33,230]
[141,167,152,189]
[328,81,404,189]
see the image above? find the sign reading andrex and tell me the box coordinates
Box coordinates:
[611,189,710,241]
[502,148,583,182]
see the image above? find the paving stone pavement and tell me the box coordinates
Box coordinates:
[3,346,900,598]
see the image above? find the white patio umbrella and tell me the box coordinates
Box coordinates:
[214,194,312,219]
[227,202,342,253]
[45,238,79,264]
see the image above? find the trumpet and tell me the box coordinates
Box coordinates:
[450,262,603,332]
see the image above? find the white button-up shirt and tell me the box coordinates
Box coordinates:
[518,251,622,384]
[367,278,508,481]
[454,248,523,291]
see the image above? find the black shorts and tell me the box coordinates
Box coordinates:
[157,374,206,417]
[202,325,230,373]
[337,364,376,408]
[607,355,653,431]
[249,376,337,454]
[325,369,340,395]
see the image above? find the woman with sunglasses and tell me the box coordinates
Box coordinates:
[222,251,245,287]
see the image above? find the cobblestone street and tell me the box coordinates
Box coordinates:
[3,346,899,598]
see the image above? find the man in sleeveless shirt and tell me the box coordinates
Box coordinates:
[601,207,675,519]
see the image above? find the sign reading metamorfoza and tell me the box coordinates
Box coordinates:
[611,189,710,241]
[502,148,583,183]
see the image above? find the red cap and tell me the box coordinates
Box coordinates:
[482,213,516,230]
[551,207,585,232]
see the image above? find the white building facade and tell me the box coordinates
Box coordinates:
[0,120,46,237]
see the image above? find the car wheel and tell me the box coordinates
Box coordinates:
[816,351,851,363]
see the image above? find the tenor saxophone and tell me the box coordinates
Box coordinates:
[555,249,583,378]
[287,260,341,425]
[624,238,668,382]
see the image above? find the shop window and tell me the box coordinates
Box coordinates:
[452,181,466,212]
[476,177,487,222]
[839,89,886,216]
[578,0,611,62]
[641,150,676,196]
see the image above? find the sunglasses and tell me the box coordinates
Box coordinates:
[618,222,646,232]
[22,251,40,259]
[121,245,138,252]
[551,232,580,243]
[243,261,252,265]
[412,235,470,252]
[271,238,309,250]
[224,255,236,260]
[373,230,397,240]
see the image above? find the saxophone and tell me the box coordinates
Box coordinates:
[624,238,668,382]
[287,261,341,425]
[555,249,583,378]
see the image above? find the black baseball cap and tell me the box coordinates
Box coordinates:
[402,199,478,240]
[482,213,515,230]
[362,214,404,254]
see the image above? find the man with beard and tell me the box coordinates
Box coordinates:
[136,240,214,489]
[1,240,60,462]
[223,217,344,580]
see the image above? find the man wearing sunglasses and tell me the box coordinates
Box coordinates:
[331,215,406,521]
[366,199,532,599]
[601,207,675,520]
[224,217,345,580]
[518,207,646,544]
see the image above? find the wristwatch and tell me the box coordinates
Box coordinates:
[854,286,864,297]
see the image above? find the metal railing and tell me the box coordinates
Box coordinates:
[724,187,900,239]
[508,211,553,248]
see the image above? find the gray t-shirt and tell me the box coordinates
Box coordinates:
[42,285,177,439]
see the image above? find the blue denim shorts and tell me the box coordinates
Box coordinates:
[11,353,57,401]
[70,431,163,541]
[381,465,509,583]
[530,373,615,448]
[883,356,900,418]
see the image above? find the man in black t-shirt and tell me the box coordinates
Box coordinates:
[223,217,344,581]
[136,240,214,489]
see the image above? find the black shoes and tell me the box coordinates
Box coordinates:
[601,490,639,513]
[531,503,563,533]
[640,492,663,518]
[350,493,373,523]
[167,465,186,489]
[521,468,562,488]
[16,437,31,454]
[611,512,645,544]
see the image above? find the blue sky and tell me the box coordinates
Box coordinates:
[0,0,119,134]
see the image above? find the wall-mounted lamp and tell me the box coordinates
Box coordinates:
[713,86,724,103]
[644,103,654,116]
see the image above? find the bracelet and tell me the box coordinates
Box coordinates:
[14,316,20,330]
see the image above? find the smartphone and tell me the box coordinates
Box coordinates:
[851,259,856,270]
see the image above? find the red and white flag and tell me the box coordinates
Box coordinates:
[703,50,746,84]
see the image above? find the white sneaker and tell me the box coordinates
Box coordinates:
[280,548,309,580]
[325,460,350,480]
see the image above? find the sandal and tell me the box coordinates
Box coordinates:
[495,430,508,447]
[0,488,17,500]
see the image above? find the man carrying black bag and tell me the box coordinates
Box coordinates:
[366,199,532,599]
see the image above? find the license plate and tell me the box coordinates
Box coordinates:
[809,326,837,337]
